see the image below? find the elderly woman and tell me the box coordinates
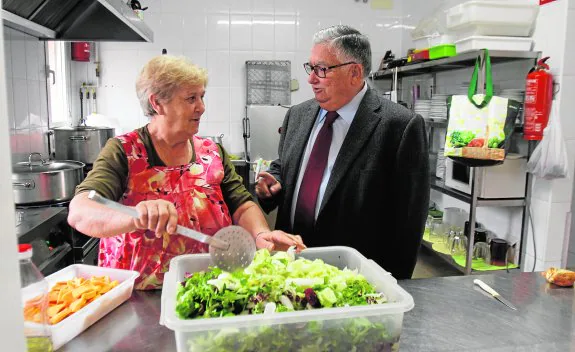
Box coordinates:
[68,56,305,290]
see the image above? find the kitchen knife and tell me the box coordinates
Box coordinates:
[473,279,517,310]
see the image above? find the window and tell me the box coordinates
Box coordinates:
[46,41,70,127]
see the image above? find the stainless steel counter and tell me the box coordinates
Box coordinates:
[60,271,575,351]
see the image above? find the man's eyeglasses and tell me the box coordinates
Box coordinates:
[303,62,356,78]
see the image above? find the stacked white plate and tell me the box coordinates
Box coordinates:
[414,100,431,119]
[430,94,449,120]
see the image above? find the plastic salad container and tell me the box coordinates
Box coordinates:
[160,246,415,352]
[31,264,139,350]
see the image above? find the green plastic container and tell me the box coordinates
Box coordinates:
[429,44,456,60]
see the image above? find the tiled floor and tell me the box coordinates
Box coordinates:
[412,247,463,279]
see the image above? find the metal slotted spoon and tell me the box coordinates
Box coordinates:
[87,191,256,271]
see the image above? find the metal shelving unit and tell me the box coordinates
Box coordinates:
[371,49,540,275]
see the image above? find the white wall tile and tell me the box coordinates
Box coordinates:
[159,0,181,13]
[274,15,297,52]
[12,79,29,129]
[10,130,30,163]
[230,86,247,123]
[207,14,230,50]
[29,128,48,156]
[25,40,40,81]
[5,78,15,130]
[252,51,274,60]
[204,0,230,14]
[296,16,320,51]
[229,51,252,87]
[230,0,252,14]
[252,15,275,51]
[563,10,575,76]
[10,31,26,80]
[207,51,230,87]
[100,50,140,88]
[532,177,553,202]
[252,0,274,14]
[206,87,230,122]
[197,120,210,136]
[183,14,208,51]
[229,122,245,154]
[3,28,12,78]
[526,198,550,259]
[544,202,571,261]
[230,15,253,51]
[26,81,42,128]
[39,83,48,128]
[144,0,162,13]
[275,51,296,66]
[559,75,575,140]
[274,0,297,15]
[183,50,207,69]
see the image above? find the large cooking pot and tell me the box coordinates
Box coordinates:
[12,153,85,205]
[52,126,115,164]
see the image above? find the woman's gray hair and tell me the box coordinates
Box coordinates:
[135,55,208,117]
[313,25,372,78]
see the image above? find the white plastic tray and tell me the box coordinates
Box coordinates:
[160,246,414,352]
[455,35,533,53]
[24,264,139,350]
[413,34,454,50]
[447,0,539,37]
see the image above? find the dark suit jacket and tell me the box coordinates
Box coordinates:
[260,87,430,279]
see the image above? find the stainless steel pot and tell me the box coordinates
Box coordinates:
[12,153,85,205]
[52,126,115,164]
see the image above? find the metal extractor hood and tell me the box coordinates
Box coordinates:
[1,0,153,42]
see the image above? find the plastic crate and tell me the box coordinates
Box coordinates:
[455,36,533,53]
[23,265,139,350]
[246,60,291,105]
[160,246,414,352]
[446,0,539,37]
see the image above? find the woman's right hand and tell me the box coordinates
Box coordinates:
[133,199,178,238]
[255,172,282,199]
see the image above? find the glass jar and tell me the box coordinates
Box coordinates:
[19,244,53,352]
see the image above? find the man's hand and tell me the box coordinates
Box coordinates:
[133,199,178,238]
[255,230,306,252]
[255,172,282,199]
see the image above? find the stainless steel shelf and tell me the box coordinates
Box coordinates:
[430,177,525,207]
[420,240,520,275]
[372,50,540,79]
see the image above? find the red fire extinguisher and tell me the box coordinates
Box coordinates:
[71,42,90,62]
[523,57,553,141]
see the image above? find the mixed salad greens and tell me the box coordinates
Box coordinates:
[175,248,398,352]
[175,248,387,319]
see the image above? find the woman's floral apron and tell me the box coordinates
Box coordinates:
[98,131,232,290]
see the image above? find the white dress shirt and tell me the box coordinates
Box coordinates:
[290,82,368,226]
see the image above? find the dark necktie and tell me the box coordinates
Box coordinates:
[293,111,339,235]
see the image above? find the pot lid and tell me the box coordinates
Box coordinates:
[12,153,84,174]
[52,126,114,131]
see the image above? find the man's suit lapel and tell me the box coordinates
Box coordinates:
[319,88,382,213]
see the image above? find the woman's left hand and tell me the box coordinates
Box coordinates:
[255,230,307,252]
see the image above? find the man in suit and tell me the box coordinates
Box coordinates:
[255,25,429,279]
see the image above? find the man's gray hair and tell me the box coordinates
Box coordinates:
[313,25,372,78]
